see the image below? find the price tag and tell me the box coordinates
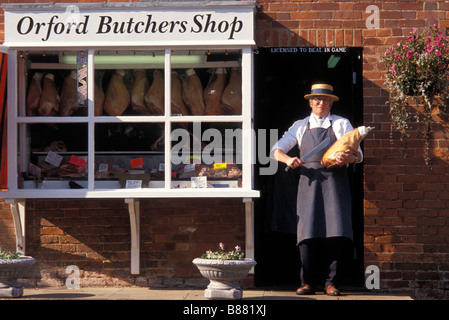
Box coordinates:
[184,164,196,172]
[125,180,142,189]
[130,158,144,169]
[45,151,63,167]
[214,163,227,169]
[98,163,108,173]
[158,163,165,172]
[191,176,207,188]
[69,155,87,167]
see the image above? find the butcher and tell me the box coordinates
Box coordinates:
[271,83,363,296]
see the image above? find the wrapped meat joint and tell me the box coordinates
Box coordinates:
[104,69,130,116]
[182,68,205,115]
[321,126,374,170]
[38,73,59,116]
[171,71,189,116]
[204,68,226,115]
[26,72,43,116]
[94,83,105,116]
[59,70,78,117]
[131,70,150,115]
[144,70,165,115]
[221,67,242,115]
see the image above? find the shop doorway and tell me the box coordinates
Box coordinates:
[253,47,364,288]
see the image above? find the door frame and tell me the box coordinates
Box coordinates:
[253,47,364,287]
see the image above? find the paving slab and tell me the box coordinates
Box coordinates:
[0,287,413,300]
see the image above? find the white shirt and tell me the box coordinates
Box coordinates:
[271,113,363,162]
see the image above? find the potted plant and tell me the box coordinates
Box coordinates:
[0,250,35,298]
[381,24,449,165]
[192,242,256,300]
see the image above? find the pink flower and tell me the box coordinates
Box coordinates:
[395,54,403,61]
[408,36,415,42]
[413,28,417,34]
[389,64,396,74]
[219,242,225,251]
[427,45,433,52]
[406,50,414,59]
[436,50,442,56]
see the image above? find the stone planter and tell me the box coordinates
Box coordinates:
[0,256,36,298]
[192,258,256,300]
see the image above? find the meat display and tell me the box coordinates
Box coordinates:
[204,68,226,115]
[26,67,241,118]
[178,163,242,179]
[58,163,88,178]
[25,63,245,187]
[182,68,205,115]
[221,67,242,115]
[321,126,374,169]
[131,70,150,115]
[38,73,59,116]
[144,70,165,115]
[171,71,189,115]
[103,70,130,116]
[59,70,78,117]
[26,72,43,116]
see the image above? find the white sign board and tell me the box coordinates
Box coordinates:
[3,3,255,47]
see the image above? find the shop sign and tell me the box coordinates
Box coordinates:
[3,4,255,47]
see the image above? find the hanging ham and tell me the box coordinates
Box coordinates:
[221,67,242,115]
[26,72,43,116]
[144,70,164,115]
[103,70,130,116]
[59,70,78,117]
[131,70,150,115]
[171,71,189,116]
[38,73,59,116]
[182,68,205,115]
[94,83,105,116]
[204,68,226,115]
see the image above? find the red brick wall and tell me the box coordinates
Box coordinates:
[0,199,16,252]
[2,0,449,299]
[257,0,449,299]
[24,198,245,287]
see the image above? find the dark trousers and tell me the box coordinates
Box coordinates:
[298,237,345,288]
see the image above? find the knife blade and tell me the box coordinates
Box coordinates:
[285,136,331,171]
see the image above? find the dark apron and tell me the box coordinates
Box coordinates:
[296,122,353,244]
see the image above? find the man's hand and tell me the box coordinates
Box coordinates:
[286,157,303,170]
[334,149,357,166]
[273,149,304,170]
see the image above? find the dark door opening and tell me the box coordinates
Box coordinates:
[253,47,364,288]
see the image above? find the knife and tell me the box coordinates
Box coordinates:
[285,136,331,171]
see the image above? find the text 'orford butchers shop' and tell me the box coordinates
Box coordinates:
[4,6,255,46]
[16,14,244,41]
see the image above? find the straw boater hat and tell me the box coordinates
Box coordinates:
[304,83,339,102]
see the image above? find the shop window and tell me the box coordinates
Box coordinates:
[12,48,250,194]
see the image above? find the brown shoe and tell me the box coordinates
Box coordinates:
[325,285,341,296]
[296,284,315,295]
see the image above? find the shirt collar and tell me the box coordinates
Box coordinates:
[310,112,332,127]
